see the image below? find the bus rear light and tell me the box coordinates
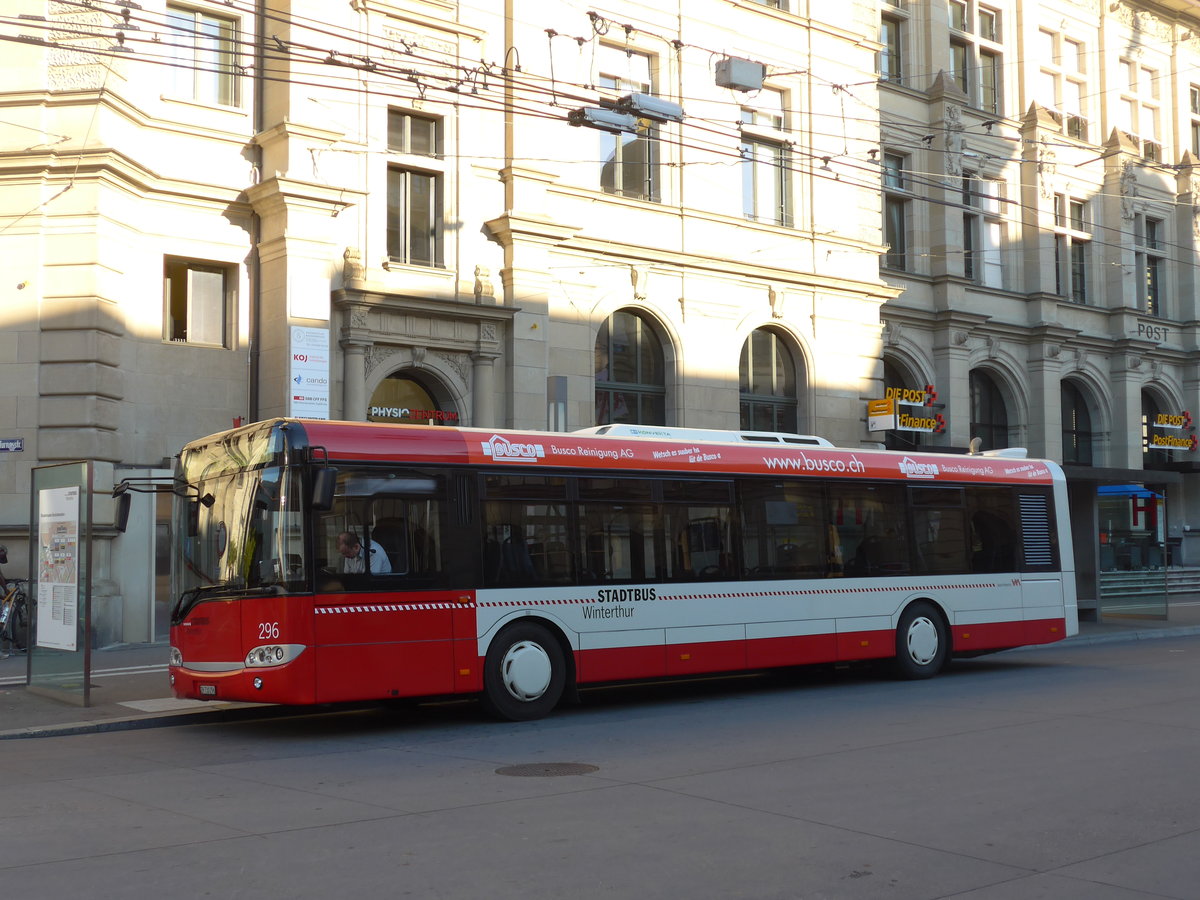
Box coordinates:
[245,643,306,668]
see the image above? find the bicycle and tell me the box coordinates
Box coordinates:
[0,545,29,659]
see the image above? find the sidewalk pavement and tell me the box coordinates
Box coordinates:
[4,601,1200,740]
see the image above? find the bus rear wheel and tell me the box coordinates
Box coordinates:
[894,601,948,679]
[482,622,566,721]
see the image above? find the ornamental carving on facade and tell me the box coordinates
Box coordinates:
[365,344,403,376]
[349,307,369,329]
[343,247,365,284]
[945,106,964,177]
[1038,144,1057,199]
[436,351,470,384]
[480,322,497,343]
[1112,5,1173,43]
[769,286,783,319]
[474,265,494,304]
[1120,162,1138,220]
[630,265,648,302]
[48,2,111,91]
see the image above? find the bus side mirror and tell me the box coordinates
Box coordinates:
[115,493,132,533]
[312,467,338,511]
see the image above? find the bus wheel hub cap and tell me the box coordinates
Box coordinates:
[907,618,938,664]
[501,640,552,701]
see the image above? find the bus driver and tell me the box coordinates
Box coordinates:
[337,531,392,575]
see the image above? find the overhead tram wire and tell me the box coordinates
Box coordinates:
[5,14,1199,261]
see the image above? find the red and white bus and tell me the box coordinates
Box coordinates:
[159,418,1077,719]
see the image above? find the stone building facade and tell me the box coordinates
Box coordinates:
[0,0,892,640]
[876,0,1200,609]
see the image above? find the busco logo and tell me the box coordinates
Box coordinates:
[482,435,545,463]
[899,457,939,479]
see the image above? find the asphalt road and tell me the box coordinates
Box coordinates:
[4,638,1200,899]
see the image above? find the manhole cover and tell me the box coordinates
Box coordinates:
[495,762,599,777]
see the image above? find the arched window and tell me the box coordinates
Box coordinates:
[970,369,1009,450]
[739,328,800,432]
[595,309,666,425]
[1061,381,1093,465]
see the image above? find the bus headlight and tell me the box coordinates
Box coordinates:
[244,643,305,668]
[169,646,183,667]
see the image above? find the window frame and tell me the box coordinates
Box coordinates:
[596,46,662,203]
[880,10,906,85]
[1037,31,1088,141]
[1118,58,1162,161]
[882,152,910,271]
[1134,214,1166,318]
[948,1,1004,114]
[594,309,667,427]
[739,94,792,227]
[386,109,445,268]
[162,257,233,348]
[740,328,800,433]
[165,4,242,107]
[1052,194,1090,304]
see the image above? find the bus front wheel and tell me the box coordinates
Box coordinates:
[894,601,948,679]
[482,622,567,721]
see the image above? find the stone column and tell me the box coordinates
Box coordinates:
[471,351,499,428]
[341,341,368,421]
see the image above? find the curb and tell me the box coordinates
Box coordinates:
[1013,624,1200,650]
[0,702,291,741]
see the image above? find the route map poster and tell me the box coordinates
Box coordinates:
[37,485,80,651]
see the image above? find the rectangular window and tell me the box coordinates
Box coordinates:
[738,480,829,577]
[1052,195,1089,303]
[386,110,443,267]
[882,153,909,270]
[740,92,790,226]
[166,5,240,106]
[962,174,1002,286]
[1038,31,1087,140]
[597,46,660,202]
[1191,86,1200,156]
[1135,215,1166,317]
[1119,59,1162,160]
[949,2,1003,113]
[163,258,230,346]
[880,14,905,84]
[831,483,910,577]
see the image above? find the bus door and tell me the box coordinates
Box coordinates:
[1015,489,1068,643]
[313,469,458,702]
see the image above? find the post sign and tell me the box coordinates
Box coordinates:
[1147,410,1196,452]
[878,384,946,434]
[867,398,897,431]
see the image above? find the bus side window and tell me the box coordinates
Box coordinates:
[968,488,1018,573]
[831,483,909,577]
[737,479,826,579]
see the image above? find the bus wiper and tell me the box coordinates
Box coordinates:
[171,581,283,624]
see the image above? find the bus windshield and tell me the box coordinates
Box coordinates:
[174,464,307,617]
